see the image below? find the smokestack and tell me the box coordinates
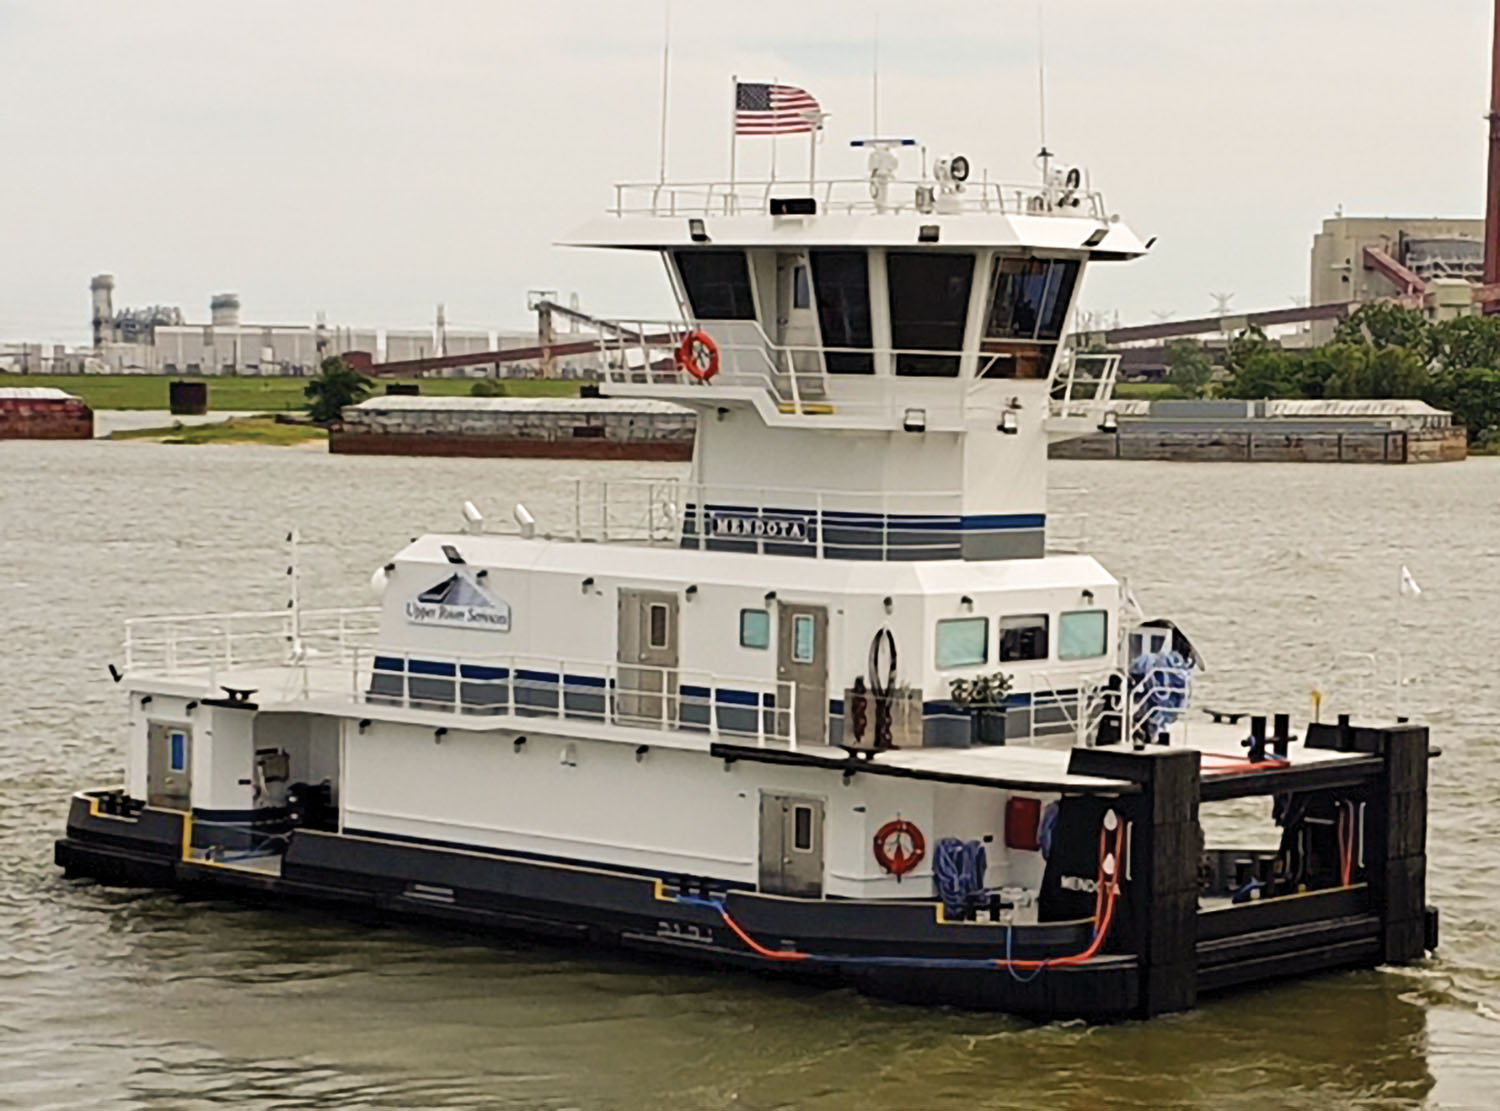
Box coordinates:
[90,274,115,349]
[1485,0,1500,305]
[210,293,241,328]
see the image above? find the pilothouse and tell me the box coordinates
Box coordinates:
[56,113,1437,1021]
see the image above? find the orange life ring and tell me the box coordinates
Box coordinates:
[676,330,720,381]
[872,819,926,877]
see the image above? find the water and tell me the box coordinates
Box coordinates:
[2,439,1498,1109]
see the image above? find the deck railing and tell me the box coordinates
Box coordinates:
[609,178,1110,222]
[124,607,380,678]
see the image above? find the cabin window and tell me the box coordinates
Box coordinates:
[985,258,1081,343]
[999,614,1049,662]
[168,730,188,773]
[648,603,670,649]
[888,252,975,376]
[936,617,989,669]
[809,250,874,373]
[792,804,814,851]
[792,614,816,663]
[740,608,771,650]
[674,250,756,320]
[1059,610,1108,660]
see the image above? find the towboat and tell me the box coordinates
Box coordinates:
[56,133,1438,1021]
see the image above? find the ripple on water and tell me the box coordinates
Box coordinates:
[0,444,1497,1108]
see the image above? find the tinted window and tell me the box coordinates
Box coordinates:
[809,250,873,373]
[1059,610,1108,660]
[986,258,1081,342]
[675,250,756,320]
[793,805,813,851]
[936,617,988,669]
[888,252,975,376]
[792,615,816,663]
[648,603,670,649]
[739,608,771,649]
[999,614,1049,662]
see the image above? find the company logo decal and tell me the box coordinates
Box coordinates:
[405,573,511,632]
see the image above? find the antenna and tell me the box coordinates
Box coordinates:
[657,0,672,184]
[872,4,881,136]
[1036,1,1051,183]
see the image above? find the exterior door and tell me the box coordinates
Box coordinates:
[758,793,825,897]
[777,603,828,745]
[617,589,679,726]
[775,252,824,393]
[146,722,191,809]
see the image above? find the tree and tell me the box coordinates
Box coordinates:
[1334,302,1430,353]
[1429,315,1500,373]
[1163,340,1213,397]
[1219,347,1300,399]
[469,378,507,397]
[1425,365,1500,446]
[304,356,373,423]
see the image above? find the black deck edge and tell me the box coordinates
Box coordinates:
[711,742,1140,795]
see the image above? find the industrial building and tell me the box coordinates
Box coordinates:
[1307,216,1485,341]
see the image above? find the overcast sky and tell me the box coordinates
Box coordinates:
[1,0,1492,344]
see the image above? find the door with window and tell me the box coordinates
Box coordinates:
[617,589,679,726]
[758,792,825,897]
[146,722,191,809]
[775,251,823,393]
[777,603,828,745]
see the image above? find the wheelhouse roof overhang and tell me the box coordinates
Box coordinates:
[560,212,1149,259]
[394,533,1119,596]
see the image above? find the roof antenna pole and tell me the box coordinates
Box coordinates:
[1036,1,1052,198]
[872,4,881,136]
[657,0,672,185]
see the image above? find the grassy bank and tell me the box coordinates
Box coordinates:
[111,415,328,446]
[0,372,581,411]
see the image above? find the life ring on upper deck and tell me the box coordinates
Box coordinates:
[676,330,720,381]
[873,819,926,877]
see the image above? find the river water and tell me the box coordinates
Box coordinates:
[2,439,1497,1110]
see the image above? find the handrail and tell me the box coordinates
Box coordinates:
[607,177,1111,222]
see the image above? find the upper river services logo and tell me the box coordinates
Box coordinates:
[405,573,511,632]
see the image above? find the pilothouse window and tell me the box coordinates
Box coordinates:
[888,252,975,377]
[674,250,757,320]
[1059,610,1108,660]
[980,257,1081,379]
[808,250,874,373]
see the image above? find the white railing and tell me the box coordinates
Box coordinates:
[497,475,974,560]
[610,178,1110,222]
[1050,352,1121,422]
[319,648,800,749]
[124,607,381,679]
[1017,669,1122,747]
[595,317,1032,428]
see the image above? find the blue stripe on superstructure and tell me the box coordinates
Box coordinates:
[373,655,405,672]
[691,503,1044,532]
[459,664,509,680]
[408,659,456,677]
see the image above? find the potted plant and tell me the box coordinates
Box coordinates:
[949,672,1013,746]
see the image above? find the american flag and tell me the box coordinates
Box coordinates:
[735,82,824,136]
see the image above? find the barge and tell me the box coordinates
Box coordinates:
[56,125,1437,1020]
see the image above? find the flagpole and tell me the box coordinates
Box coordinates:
[808,119,818,191]
[729,74,738,214]
[770,74,779,182]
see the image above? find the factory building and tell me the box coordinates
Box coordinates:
[1308,216,1484,341]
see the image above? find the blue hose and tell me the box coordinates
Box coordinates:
[933,837,988,917]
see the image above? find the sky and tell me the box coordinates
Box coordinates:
[0,0,1493,344]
